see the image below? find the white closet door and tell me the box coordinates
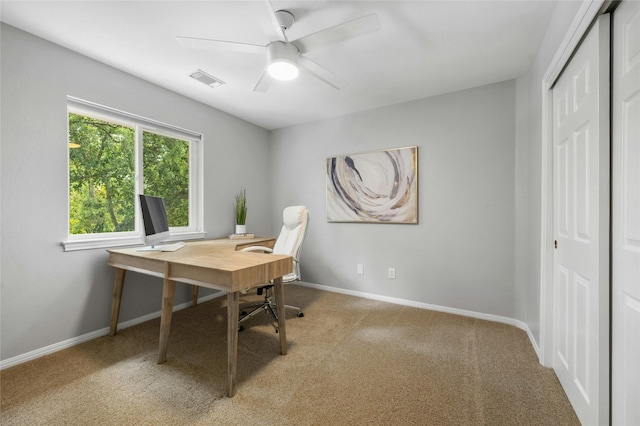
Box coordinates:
[612,1,640,425]
[552,14,610,425]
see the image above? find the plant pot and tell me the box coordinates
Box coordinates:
[235,224,247,235]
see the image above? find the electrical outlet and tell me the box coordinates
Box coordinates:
[388,268,396,279]
[357,264,364,275]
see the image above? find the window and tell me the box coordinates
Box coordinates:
[63,97,204,251]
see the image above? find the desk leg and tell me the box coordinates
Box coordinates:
[192,285,199,307]
[273,277,288,355]
[109,268,126,336]
[158,278,176,364]
[227,291,240,397]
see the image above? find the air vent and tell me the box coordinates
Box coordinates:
[189,69,225,88]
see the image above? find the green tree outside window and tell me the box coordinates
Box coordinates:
[142,131,189,227]
[69,113,190,235]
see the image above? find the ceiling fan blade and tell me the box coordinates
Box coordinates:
[253,67,273,92]
[292,13,381,54]
[264,0,287,42]
[176,36,265,55]
[298,56,346,90]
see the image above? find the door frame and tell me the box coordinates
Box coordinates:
[539,0,608,369]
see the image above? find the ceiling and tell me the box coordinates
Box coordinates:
[0,1,557,130]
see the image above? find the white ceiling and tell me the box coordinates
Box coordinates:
[0,1,557,130]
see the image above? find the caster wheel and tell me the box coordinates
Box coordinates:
[298,312,304,318]
[238,325,244,332]
[275,328,279,334]
[241,311,247,316]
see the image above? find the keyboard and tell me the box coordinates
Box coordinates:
[160,241,186,252]
[137,241,186,252]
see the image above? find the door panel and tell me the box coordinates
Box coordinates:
[574,124,591,243]
[558,137,570,238]
[574,272,590,400]
[556,265,570,368]
[552,14,610,425]
[612,1,640,424]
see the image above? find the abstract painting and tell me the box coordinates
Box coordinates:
[326,146,418,223]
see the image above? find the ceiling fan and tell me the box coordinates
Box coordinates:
[176,1,381,92]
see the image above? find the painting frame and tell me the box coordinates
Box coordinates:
[326,146,418,224]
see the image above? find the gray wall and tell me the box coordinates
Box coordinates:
[270,81,517,318]
[0,24,272,361]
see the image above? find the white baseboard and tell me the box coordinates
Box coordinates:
[1,283,542,370]
[0,290,223,370]
[298,282,542,360]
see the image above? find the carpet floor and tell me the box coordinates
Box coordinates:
[0,284,579,425]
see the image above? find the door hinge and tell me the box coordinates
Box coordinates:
[554,240,558,249]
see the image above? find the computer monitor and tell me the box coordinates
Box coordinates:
[139,194,170,247]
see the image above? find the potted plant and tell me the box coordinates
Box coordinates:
[234,188,247,234]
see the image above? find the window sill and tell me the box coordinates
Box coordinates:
[62,231,207,252]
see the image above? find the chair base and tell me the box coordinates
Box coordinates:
[238,286,303,332]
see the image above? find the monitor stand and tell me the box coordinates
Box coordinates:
[137,245,164,252]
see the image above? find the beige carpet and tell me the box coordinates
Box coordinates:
[1,284,578,425]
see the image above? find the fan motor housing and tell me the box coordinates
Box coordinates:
[267,41,299,63]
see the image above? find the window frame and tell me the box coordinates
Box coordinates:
[63,97,205,252]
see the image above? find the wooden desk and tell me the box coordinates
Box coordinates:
[107,238,291,397]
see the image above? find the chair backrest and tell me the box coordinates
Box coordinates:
[272,205,309,282]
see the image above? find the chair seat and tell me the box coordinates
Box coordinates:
[281,272,298,283]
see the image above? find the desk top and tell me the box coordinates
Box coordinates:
[107,238,292,292]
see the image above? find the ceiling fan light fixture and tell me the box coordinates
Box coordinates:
[266,41,300,81]
[268,59,299,81]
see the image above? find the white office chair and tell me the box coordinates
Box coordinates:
[238,205,309,332]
